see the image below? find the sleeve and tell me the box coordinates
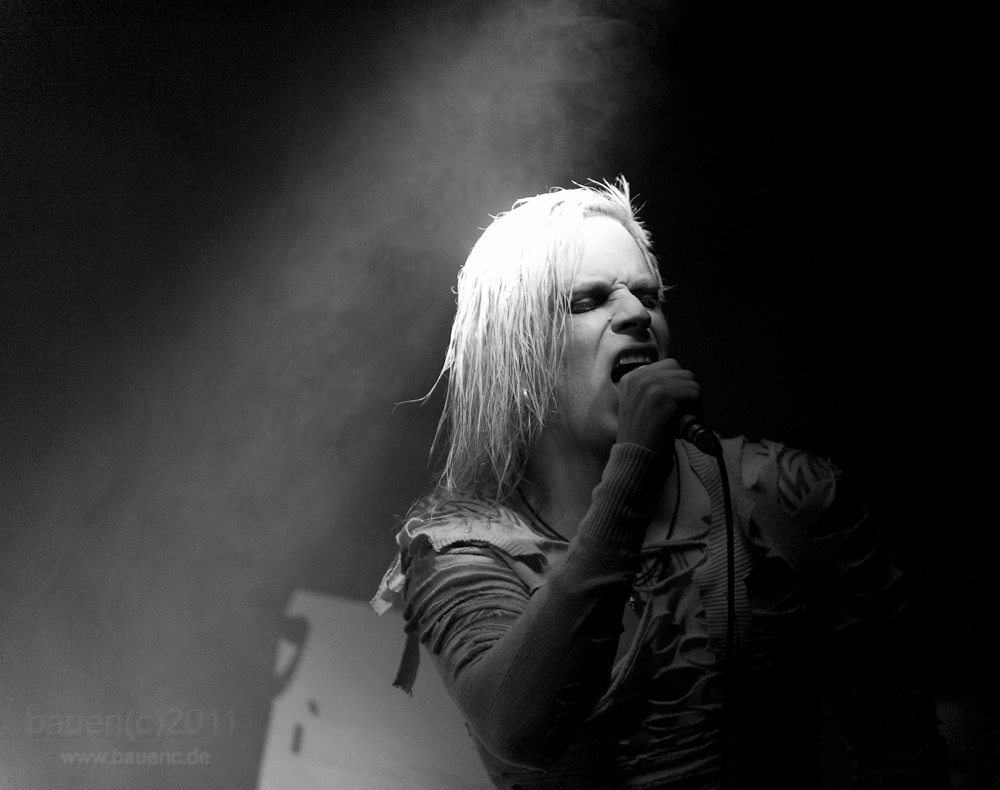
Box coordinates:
[755,443,950,789]
[399,442,667,769]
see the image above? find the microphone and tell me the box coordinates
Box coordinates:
[678,413,722,457]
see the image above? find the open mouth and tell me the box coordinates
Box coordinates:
[610,349,658,384]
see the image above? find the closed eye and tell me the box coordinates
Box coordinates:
[569,288,609,314]
[630,286,663,310]
[570,298,599,314]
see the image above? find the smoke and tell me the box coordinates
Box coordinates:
[1,1,671,786]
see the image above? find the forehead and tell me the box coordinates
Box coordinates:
[564,215,653,286]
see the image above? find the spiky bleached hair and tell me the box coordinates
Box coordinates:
[428,176,662,507]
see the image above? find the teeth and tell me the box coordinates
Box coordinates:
[617,353,653,366]
[614,351,656,368]
[610,349,657,383]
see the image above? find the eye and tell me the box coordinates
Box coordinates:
[569,290,608,314]
[630,288,663,310]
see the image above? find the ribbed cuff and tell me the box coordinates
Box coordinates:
[577,442,669,553]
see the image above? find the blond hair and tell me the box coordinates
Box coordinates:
[427,177,662,506]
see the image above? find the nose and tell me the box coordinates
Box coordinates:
[611,292,652,336]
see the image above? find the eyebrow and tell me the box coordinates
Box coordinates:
[570,277,661,296]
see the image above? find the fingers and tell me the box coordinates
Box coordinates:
[616,359,703,455]
[619,358,697,390]
[645,357,683,373]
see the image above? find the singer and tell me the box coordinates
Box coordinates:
[371,179,947,788]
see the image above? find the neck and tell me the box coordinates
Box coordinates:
[519,434,612,542]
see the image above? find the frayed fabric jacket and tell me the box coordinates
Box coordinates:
[371,437,947,789]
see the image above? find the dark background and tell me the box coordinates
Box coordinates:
[1,1,995,787]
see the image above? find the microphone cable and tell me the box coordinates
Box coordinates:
[715,444,737,788]
[679,419,737,786]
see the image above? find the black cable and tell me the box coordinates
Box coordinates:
[715,446,737,788]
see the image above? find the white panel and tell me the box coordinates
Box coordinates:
[257,590,493,790]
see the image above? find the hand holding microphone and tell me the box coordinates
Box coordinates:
[616,358,721,458]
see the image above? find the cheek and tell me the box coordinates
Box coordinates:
[560,322,603,377]
[552,343,605,414]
